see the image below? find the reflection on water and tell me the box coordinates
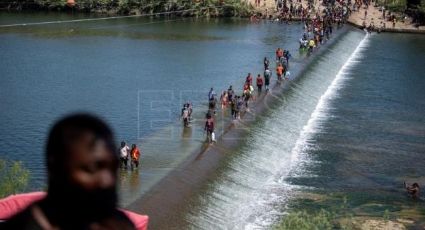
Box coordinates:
[0,12,305,207]
[0,24,226,41]
[181,126,193,140]
[119,168,141,202]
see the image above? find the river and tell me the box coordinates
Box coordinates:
[1,12,424,229]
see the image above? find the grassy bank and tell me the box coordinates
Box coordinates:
[274,194,425,230]
[374,0,425,25]
[0,0,254,17]
[0,159,29,198]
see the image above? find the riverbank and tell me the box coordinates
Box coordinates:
[127,24,352,229]
[0,0,254,17]
[248,0,425,33]
[347,4,425,33]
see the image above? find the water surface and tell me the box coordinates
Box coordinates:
[0,12,305,206]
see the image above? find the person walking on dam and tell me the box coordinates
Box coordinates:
[119,141,130,169]
[130,144,140,170]
[256,74,263,94]
[264,67,272,91]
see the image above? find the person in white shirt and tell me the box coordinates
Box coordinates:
[119,141,130,169]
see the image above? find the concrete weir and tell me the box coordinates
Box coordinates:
[127,25,352,229]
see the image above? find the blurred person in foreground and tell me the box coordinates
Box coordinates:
[0,114,135,230]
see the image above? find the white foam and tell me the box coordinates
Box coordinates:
[246,34,371,229]
[186,34,371,230]
[289,34,370,168]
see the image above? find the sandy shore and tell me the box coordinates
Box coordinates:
[248,0,425,33]
[127,25,350,229]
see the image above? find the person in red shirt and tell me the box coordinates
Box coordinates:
[256,74,263,93]
[130,144,141,170]
[243,82,250,91]
[276,48,284,62]
[245,73,253,85]
[276,63,284,81]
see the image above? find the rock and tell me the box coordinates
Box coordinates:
[360,219,406,230]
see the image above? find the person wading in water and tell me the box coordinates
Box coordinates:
[245,73,253,86]
[119,141,130,169]
[276,63,284,81]
[130,144,140,170]
[264,67,272,92]
[208,88,217,115]
[204,114,215,143]
[405,182,420,199]
[256,74,264,94]
[263,57,270,70]
[181,104,190,127]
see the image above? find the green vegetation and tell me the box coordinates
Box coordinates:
[415,0,425,24]
[384,0,407,12]
[0,159,30,198]
[0,0,254,17]
[375,0,425,25]
[274,197,356,230]
[273,195,421,230]
[275,210,337,230]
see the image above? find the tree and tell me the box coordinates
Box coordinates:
[0,159,30,199]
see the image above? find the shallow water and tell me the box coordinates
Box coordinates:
[287,32,425,222]
[184,29,368,229]
[184,32,425,228]
[0,12,306,205]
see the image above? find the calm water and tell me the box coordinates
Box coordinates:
[0,12,305,205]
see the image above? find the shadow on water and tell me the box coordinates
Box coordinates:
[0,25,226,41]
[0,13,306,193]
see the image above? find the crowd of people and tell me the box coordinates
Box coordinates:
[205,0,354,144]
[269,0,350,24]
[294,0,351,53]
[194,48,292,144]
[272,0,401,33]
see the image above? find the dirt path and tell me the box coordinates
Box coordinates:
[248,0,425,33]
[247,0,277,12]
[348,4,425,32]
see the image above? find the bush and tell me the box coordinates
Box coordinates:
[274,209,335,230]
[386,0,407,11]
[273,196,405,230]
[2,0,253,17]
[0,159,30,198]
